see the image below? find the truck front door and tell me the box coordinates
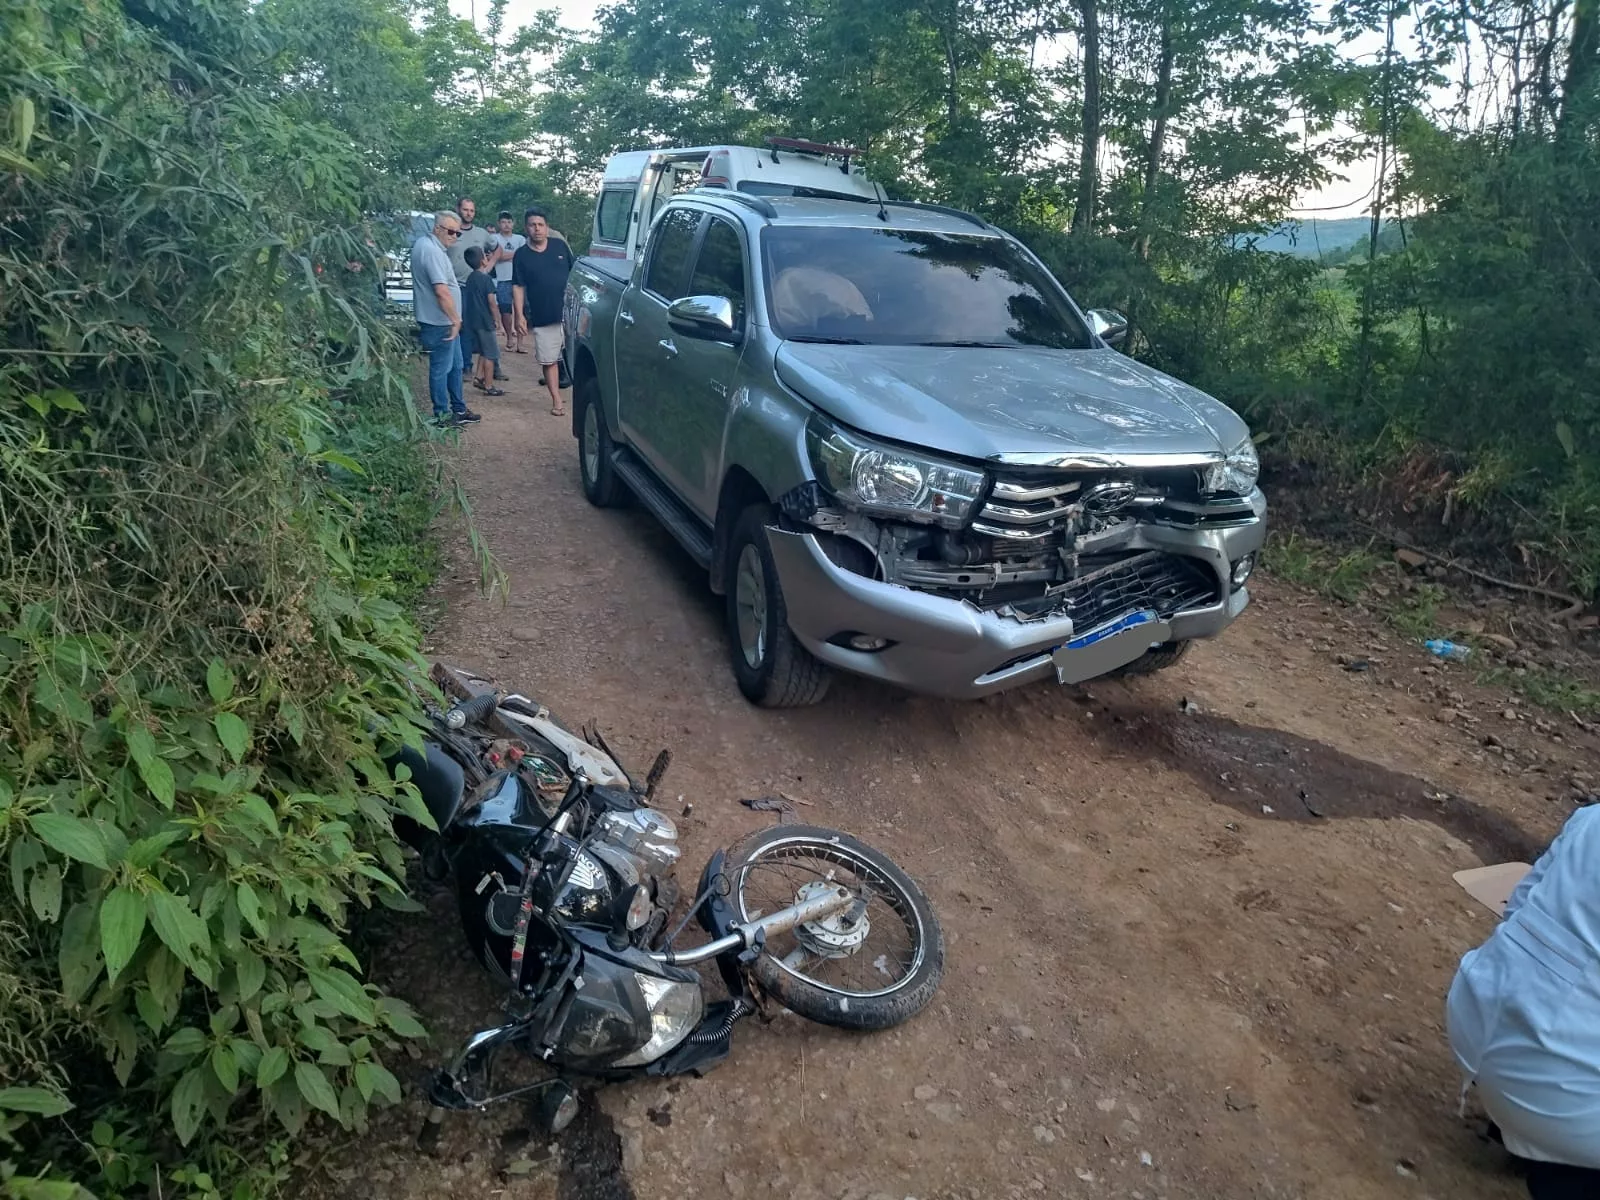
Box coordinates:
[659,214,751,517]
[615,207,704,502]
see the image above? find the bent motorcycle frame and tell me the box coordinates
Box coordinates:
[423,879,854,1120]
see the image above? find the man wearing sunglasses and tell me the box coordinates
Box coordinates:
[411,211,481,426]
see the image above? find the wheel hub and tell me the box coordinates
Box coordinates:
[734,543,768,669]
[793,880,870,959]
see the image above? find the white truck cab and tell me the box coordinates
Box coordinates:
[587,137,878,263]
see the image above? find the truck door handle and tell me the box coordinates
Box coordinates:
[658,339,678,358]
[618,310,635,325]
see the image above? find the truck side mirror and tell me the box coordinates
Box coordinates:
[667,294,739,341]
[1086,308,1129,348]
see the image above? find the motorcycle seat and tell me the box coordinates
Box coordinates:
[390,741,466,834]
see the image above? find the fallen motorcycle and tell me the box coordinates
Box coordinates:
[392,665,945,1145]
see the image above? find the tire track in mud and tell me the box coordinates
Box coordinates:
[1073,697,1544,864]
[553,1095,635,1200]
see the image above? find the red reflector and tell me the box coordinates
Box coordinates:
[764,135,862,159]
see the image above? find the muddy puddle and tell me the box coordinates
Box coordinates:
[1080,697,1545,864]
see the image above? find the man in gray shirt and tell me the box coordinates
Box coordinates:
[412,211,480,425]
[447,197,499,284]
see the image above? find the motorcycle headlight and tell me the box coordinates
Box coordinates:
[807,417,985,529]
[612,973,704,1068]
[624,884,652,932]
[1204,437,1259,497]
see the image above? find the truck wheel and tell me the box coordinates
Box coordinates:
[576,376,624,507]
[725,507,831,708]
[1108,640,1191,678]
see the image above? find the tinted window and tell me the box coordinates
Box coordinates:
[761,227,1093,349]
[595,187,635,243]
[687,219,747,329]
[644,209,702,300]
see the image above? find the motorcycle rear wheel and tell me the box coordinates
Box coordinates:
[723,824,944,1032]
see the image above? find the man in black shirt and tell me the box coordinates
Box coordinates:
[511,207,574,417]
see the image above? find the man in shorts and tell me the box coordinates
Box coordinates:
[491,211,525,357]
[511,207,574,417]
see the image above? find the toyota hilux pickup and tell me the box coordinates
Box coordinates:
[563,190,1266,707]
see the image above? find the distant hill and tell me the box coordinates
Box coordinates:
[1237,217,1372,259]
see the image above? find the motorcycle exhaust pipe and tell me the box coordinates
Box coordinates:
[655,884,853,966]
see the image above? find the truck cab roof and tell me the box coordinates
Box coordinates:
[680,191,998,238]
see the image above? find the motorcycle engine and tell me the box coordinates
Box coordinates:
[593,807,681,878]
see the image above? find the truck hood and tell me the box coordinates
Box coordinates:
[773,343,1250,462]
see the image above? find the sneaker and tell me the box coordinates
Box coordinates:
[432,412,459,428]
[455,408,483,423]
[493,368,509,381]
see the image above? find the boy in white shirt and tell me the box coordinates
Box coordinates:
[492,211,526,356]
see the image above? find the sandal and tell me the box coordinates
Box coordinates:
[483,387,505,397]
[513,347,528,353]
[550,407,566,417]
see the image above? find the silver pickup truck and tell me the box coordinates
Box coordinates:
[564,191,1266,707]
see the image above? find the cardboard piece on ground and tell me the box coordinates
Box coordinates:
[1453,862,1532,915]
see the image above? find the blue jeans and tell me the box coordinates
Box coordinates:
[418,322,464,417]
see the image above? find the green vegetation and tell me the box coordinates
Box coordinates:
[0,0,529,1194]
[1479,666,1600,719]
[3,0,1595,1193]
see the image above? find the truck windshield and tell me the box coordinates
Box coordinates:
[761,227,1094,349]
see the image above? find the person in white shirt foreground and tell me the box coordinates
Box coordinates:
[1448,802,1600,1198]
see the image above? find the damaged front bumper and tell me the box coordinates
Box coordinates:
[765,516,1266,699]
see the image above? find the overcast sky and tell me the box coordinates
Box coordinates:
[450,0,1377,219]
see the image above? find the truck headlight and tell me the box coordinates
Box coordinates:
[1204,438,1259,497]
[807,417,985,529]
[611,974,704,1067]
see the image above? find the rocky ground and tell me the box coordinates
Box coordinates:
[306,362,1600,1200]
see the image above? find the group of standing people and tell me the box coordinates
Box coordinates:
[410,197,574,426]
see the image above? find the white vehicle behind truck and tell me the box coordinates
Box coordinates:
[587,137,879,264]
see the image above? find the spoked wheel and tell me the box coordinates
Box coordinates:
[723,824,944,1031]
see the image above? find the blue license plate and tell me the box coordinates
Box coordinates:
[1064,609,1157,651]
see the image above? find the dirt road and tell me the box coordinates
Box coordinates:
[317,367,1600,1200]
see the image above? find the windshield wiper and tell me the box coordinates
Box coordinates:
[915,339,1013,348]
[786,335,866,345]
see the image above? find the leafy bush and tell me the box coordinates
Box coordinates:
[1,0,445,1192]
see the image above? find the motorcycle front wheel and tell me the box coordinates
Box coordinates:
[723,824,944,1032]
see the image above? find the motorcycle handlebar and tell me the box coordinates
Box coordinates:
[654,883,852,966]
[444,691,499,730]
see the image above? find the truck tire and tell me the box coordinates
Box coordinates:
[724,507,831,707]
[1108,639,1191,678]
[576,376,624,507]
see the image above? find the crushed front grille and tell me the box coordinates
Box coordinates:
[1008,551,1220,629]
